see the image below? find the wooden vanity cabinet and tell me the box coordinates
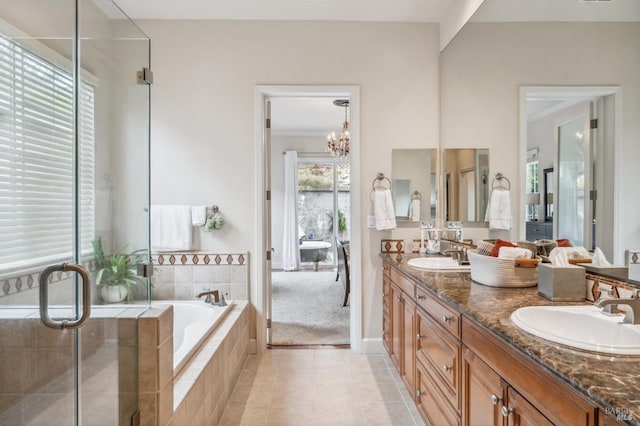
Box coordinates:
[382,260,600,426]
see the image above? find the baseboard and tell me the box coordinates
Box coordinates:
[248,338,257,355]
[361,338,385,354]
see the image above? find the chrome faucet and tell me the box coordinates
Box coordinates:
[595,298,640,324]
[443,248,468,264]
[196,289,220,305]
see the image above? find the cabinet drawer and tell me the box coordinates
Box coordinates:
[416,308,461,412]
[416,359,460,426]
[415,286,461,338]
[383,261,391,278]
[390,267,416,298]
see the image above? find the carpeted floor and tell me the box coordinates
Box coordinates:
[271,271,350,345]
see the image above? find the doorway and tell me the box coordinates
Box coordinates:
[519,86,620,261]
[254,86,361,352]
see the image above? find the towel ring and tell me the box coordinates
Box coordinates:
[491,173,511,190]
[372,172,392,191]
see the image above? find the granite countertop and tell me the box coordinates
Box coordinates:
[382,253,640,425]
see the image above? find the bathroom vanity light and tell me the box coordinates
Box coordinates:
[327,99,350,159]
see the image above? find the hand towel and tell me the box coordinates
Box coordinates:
[374,189,396,230]
[485,188,512,230]
[592,247,612,267]
[191,206,207,226]
[367,197,376,229]
[498,246,533,260]
[151,205,193,252]
[409,199,421,222]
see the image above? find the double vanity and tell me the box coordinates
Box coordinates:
[381,253,640,425]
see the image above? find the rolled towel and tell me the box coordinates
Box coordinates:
[498,246,533,260]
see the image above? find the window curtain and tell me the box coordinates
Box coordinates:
[282,151,300,271]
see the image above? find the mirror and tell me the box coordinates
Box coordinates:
[439,0,639,263]
[443,149,490,223]
[391,149,437,223]
[543,168,553,222]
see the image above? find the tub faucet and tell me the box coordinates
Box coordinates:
[197,290,220,305]
[595,298,640,324]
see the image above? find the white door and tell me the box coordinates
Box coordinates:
[264,99,273,345]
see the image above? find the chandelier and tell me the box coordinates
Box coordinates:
[326,99,350,159]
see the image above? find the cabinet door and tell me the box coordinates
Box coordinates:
[402,295,415,392]
[504,387,553,426]
[462,347,504,426]
[391,283,403,372]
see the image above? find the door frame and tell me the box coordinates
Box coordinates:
[254,85,362,353]
[518,86,621,262]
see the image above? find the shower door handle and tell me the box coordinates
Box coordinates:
[39,263,92,330]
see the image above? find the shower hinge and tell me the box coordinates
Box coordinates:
[266,318,272,328]
[137,262,154,278]
[266,250,272,261]
[590,190,598,201]
[265,118,271,129]
[590,119,598,129]
[136,67,154,85]
[266,190,271,201]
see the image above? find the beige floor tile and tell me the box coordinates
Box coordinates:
[361,401,418,426]
[222,349,423,426]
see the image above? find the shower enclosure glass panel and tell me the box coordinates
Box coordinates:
[0,0,150,424]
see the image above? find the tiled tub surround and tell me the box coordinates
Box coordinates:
[137,301,249,425]
[0,306,145,425]
[151,252,249,302]
[383,253,640,424]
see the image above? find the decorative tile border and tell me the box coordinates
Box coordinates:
[585,273,639,302]
[151,253,247,266]
[380,240,403,254]
[1,260,95,298]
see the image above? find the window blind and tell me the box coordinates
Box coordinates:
[0,34,95,273]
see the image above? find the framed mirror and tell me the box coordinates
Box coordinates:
[391,149,437,224]
[443,148,490,223]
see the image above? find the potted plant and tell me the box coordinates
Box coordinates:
[92,236,147,303]
[312,250,327,272]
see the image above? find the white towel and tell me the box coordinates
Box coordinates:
[374,189,396,230]
[409,199,421,222]
[191,206,207,226]
[498,247,533,260]
[367,198,376,229]
[151,205,193,252]
[485,188,512,230]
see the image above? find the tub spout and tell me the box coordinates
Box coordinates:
[196,290,219,305]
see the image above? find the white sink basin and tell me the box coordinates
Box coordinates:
[407,257,471,271]
[511,305,640,356]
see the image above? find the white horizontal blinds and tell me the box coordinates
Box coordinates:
[0,34,95,273]
[79,81,95,257]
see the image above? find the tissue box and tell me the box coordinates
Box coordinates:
[538,263,586,301]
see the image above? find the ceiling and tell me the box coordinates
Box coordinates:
[113,0,640,22]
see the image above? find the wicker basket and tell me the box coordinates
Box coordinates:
[467,250,538,288]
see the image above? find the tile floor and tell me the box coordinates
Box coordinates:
[219,349,425,426]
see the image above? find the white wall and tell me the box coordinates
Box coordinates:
[140,20,441,348]
[441,22,640,262]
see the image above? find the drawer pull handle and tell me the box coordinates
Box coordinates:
[442,315,452,323]
[501,406,514,417]
[383,293,388,297]
[442,365,452,373]
[395,296,402,302]
[416,333,424,340]
[490,394,502,405]
[417,294,425,300]
[416,390,425,397]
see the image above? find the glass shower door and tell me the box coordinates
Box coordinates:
[0,0,151,424]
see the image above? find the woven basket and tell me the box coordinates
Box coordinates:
[467,250,538,288]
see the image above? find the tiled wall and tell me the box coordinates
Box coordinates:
[151,252,249,301]
[136,302,249,426]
